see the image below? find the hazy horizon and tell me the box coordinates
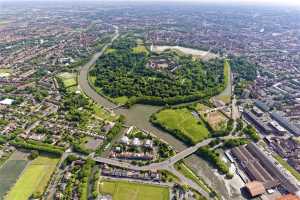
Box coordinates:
[0,0,300,7]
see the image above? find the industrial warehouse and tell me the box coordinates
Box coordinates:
[231,143,300,198]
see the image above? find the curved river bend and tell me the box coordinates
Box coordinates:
[78,32,241,199]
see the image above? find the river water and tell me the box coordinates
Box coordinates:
[79,42,243,199]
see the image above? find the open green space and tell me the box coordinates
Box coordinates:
[132,45,148,54]
[5,156,59,200]
[92,104,118,121]
[152,108,210,144]
[274,155,300,182]
[56,72,77,88]
[105,48,116,54]
[99,180,169,200]
[113,96,129,105]
[0,160,28,198]
[196,103,228,132]
[215,59,231,104]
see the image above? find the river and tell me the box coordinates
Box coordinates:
[78,30,242,199]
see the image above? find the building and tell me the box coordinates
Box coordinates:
[132,138,141,146]
[252,106,264,117]
[245,181,266,197]
[270,112,300,136]
[243,110,272,133]
[255,100,270,112]
[0,98,14,105]
[269,121,287,135]
[276,194,300,200]
[232,143,300,194]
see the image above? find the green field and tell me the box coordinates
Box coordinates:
[5,156,59,200]
[113,96,128,105]
[56,72,77,88]
[154,108,210,143]
[105,48,116,54]
[215,59,231,104]
[99,180,169,200]
[132,45,148,54]
[0,160,28,198]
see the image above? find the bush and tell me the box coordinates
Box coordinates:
[197,147,229,175]
[10,140,63,156]
[243,125,260,142]
[28,150,39,160]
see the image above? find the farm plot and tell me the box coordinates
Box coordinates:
[0,151,29,198]
[5,156,59,200]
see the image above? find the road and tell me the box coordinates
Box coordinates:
[93,136,240,171]
[77,25,242,198]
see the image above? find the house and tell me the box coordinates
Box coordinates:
[132,138,141,146]
[245,181,265,197]
[120,136,130,145]
[144,139,153,148]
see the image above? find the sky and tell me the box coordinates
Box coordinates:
[0,0,300,7]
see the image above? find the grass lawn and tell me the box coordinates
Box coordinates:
[215,59,231,104]
[56,72,77,88]
[154,108,210,143]
[5,156,59,200]
[99,180,169,200]
[105,48,117,54]
[113,96,128,105]
[274,155,300,182]
[132,45,148,54]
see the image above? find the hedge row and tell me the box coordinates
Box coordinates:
[10,140,64,156]
[197,147,229,175]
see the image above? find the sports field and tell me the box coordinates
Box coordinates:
[99,180,169,200]
[154,108,209,143]
[5,156,59,200]
[56,72,77,88]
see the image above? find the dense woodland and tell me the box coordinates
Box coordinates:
[90,36,226,105]
[229,56,257,96]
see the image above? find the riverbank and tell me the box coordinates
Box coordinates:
[78,28,244,199]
